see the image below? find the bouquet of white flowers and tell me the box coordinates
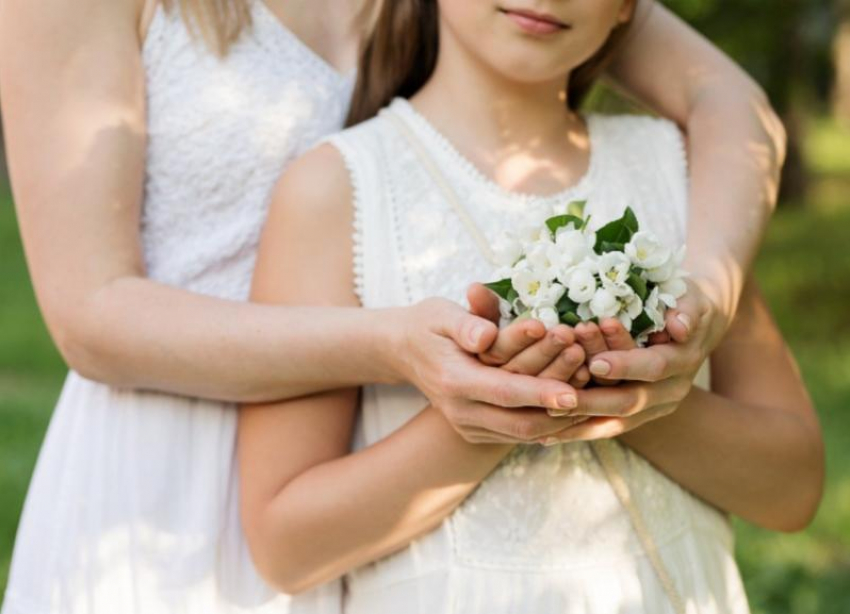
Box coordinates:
[485,201,688,346]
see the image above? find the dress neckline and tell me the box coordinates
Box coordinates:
[254,1,357,84]
[386,97,599,207]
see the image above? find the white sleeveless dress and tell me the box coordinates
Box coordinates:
[2,2,351,613]
[327,98,751,614]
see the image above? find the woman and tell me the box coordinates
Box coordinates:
[237,1,822,612]
[0,0,785,612]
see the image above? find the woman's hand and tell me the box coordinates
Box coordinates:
[544,317,697,443]
[394,288,590,445]
[581,278,719,384]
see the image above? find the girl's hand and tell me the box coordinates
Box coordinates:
[391,291,587,445]
[551,313,701,443]
[582,279,720,384]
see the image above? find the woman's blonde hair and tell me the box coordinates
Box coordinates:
[163,0,382,57]
[161,0,252,56]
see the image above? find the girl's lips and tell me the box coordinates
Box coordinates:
[500,8,569,36]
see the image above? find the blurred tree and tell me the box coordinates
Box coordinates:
[835,0,850,125]
[662,0,838,202]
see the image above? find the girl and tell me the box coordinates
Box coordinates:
[239,0,823,612]
[1,0,787,613]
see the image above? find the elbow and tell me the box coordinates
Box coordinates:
[243,507,331,596]
[48,299,136,388]
[752,452,825,534]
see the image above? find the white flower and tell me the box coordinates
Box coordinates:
[554,226,596,263]
[617,292,644,331]
[589,288,620,319]
[597,252,633,296]
[566,267,597,303]
[625,231,672,270]
[533,306,560,330]
[658,275,688,308]
[525,239,558,278]
[511,266,564,309]
[493,233,523,267]
[644,286,667,332]
[645,244,686,283]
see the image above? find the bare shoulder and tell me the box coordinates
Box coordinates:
[268,143,353,224]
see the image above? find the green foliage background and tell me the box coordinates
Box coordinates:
[1,1,850,612]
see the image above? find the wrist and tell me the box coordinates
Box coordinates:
[365,307,411,386]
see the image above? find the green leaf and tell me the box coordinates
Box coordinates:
[546,214,585,236]
[594,207,639,253]
[556,293,579,317]
[598,240,626,254]
[561,311,581,326]
[484,279,513,301]
[627,272,648,301]
[630,311,655,337]
[567,200,587,218]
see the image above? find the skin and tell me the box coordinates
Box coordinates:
[0,0,784,441]
[238,0,821,595]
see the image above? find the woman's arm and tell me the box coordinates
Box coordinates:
[0,0,582,439]
[608,0,786,340]
[615,280,824,532]
[239,145,587,593]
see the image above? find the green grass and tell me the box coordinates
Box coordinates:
[1,166,849,609]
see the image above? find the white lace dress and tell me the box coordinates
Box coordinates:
[2,2,352,613]
[327,99,751,614]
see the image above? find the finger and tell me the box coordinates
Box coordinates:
[467,283,501,324]
[583,342,700,383]
[544,416,628,443]
[568,365,591,389]
[571,383,651,417]
[502,325,574,376]
[599,318,637,351]
[588,318,637,382]
[648,330,670,345]
[479,318,547,366]
[538,343,586,388]
[664,286,711,344]
[551,403,678,443]
[456,404,588,443]
[459,365,579,411]
[437,301,499,354]
[575,322,609,357]
[576,322,620,386]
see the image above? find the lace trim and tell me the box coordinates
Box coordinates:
[387,98,599,206]
[325,138,367,303]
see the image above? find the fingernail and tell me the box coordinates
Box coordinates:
[468,324,485,346]
[557,394,577,409]
[677,313,692,333]
[547,408,570,417]
[542,437,560,447]
[589,360,611,376]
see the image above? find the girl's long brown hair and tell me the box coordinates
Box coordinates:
[346,1,636,127]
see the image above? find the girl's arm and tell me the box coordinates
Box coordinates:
[617,279,824,532]
[560,279,823,532]
[0,0,580,438]
[592,0,786,379]
[239,145,586,593]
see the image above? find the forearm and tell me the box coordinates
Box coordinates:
[683,81,784,327]
[250,406,511,594]
[607,2,786,334]
[619,387,822,531]
[61,275,400,402]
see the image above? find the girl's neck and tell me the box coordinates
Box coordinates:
[411,35,590,196]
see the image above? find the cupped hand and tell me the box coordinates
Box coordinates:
[392,287,589,444]
[548,315,699,444]
[582,278,721,384]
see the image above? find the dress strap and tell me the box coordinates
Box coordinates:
[385,106,687,614]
